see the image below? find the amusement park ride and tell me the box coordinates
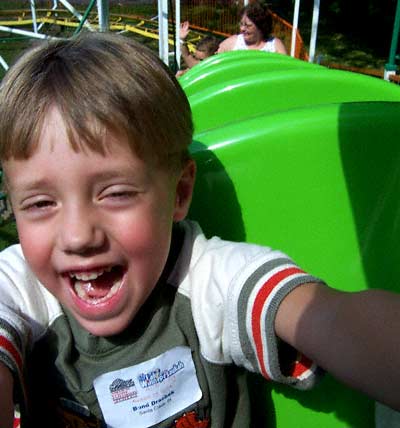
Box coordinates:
[0,0,399,78]
[1,0,399,74]
[0,0,330,69]
[0,0,177,68]
[0,0,308,71]
[1,2,400,428]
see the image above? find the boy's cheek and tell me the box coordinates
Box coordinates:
[16,221,52,271]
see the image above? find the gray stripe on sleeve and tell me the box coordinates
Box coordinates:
[236,258,323,387]
[236,257,293,371]
[0,318,24,354]
[263,275,320,386]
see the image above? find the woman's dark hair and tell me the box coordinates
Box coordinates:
[241,2,273,39]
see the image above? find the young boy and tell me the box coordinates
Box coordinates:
[0,32,399,428]
[177,21,219,76]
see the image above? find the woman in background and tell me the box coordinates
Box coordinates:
[218,2,287,54]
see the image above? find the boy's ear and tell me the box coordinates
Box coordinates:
[173,159,196,222]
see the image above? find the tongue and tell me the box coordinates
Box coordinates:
[84,281,111,299]
[80,269,121,299]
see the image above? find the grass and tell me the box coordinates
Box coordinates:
[306,31,388,72]
[0,221,18,251]
[0,35,31,78]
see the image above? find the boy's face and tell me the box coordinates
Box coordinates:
[194,49,208,61]
[3,107,195,337]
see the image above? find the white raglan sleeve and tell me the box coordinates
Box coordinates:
[179,221,324,390]
[0,244,61,398]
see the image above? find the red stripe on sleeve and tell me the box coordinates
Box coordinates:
[291,353,313,378]
[251,267,304,379]
[0,336,23,372]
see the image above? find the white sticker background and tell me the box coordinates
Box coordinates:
[93,346,202,428]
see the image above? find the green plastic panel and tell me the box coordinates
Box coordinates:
[189,102,400,428]
[179,50,315,85]
[188,68,400,134]
[180,54,320,98]
[190,102,400,292]
[184,52,400,427]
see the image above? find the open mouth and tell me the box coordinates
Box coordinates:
[69,266,124,305]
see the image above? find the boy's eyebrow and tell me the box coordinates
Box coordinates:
[9,168,147,192]
[6,177,51,193]
[85,168,149,183]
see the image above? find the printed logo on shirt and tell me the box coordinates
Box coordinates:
[110,378,138,403]
[138,360,184,388]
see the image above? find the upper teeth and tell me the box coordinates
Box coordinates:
[69,266,112,281]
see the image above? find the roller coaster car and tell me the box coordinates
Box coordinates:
[183,51,400,428]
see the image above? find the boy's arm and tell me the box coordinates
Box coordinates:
[275,283,400,410]
[179,22,200,69]
[0,362,14,428]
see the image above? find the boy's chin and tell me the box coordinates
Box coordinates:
[76,314,134,337]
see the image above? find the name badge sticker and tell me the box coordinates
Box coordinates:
[93,346,202,428]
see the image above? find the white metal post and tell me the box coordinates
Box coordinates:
[158,0,169,65]
[0,55,9,71]
[97,0,110,32]
[290,0,300,57]
[290,0,300,56]
[308,0,320,62]
[30,0,38,33]
[0,25,54,39]
[175,0,181,68]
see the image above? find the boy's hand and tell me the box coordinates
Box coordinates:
[180,21,190,41]
[0,362,14,428]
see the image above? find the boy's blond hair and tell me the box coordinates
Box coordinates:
[0,32,193,171]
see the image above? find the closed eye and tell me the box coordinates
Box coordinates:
[21,199,56,211]
[105,190,137,200]
[99,184,140,204]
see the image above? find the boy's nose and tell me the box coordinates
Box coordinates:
[58,205,105,255]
